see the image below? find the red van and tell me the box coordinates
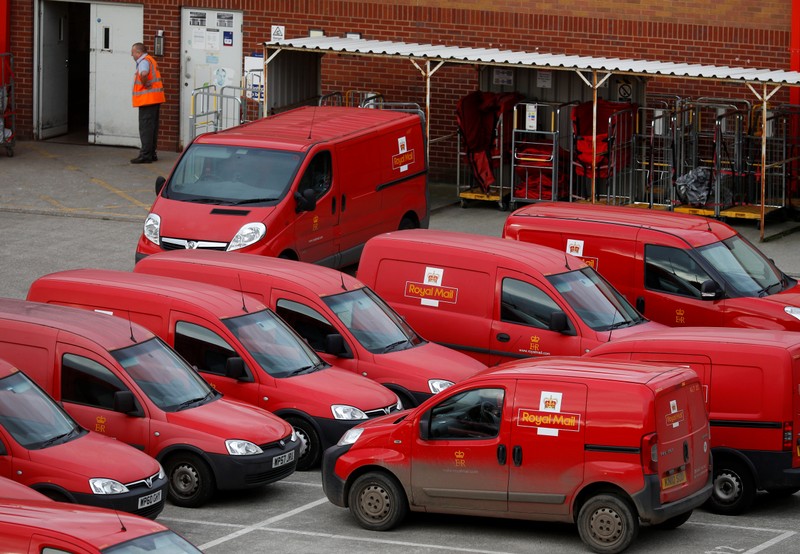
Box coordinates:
[134,250,487,407]
[586,327,800,514]
[357,229,664,365]
[27,269,402,471]
[0,298,299,508]
[503,202,800,330]
[0,356,167,519]
[135,106,428,269]
[0,477,201,554]
[323,357,712,554]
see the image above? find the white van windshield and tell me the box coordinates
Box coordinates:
[323,287,422,353]
[0,371,84,450]
[696,234,790,297]
[548,267,644,331]
[164,145,301,205]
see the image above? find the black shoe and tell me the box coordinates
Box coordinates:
[152,154,158,162]
[130,156,152,164]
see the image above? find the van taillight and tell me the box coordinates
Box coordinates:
[642,433,658,474]
[783,421,793,450]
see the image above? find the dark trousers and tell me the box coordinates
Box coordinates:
[138,103,161,160]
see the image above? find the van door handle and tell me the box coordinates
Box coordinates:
[497,444,507,465]
[512,445,522,466]
[496,333,510,343]
[331,196,336,214]
[341,194,346,212]
[636,297,645,313]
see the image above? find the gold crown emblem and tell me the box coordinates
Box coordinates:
[96,416,107,424]
[426,272,440,284]
[454,450,465,459]
[569,244,580,253]
[543,397,557,409]
[675,308,685,316]
[530,335,540,343]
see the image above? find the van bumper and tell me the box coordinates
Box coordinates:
[631,471,713,525]
[321,443,352,507]
[208,440,301,491]
[315,418,361,451]
[742,450,800,490]
[71,476,168,520]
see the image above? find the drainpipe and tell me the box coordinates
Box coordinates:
[792,0,800,104]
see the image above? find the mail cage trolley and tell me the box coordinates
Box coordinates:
[0,52,15,157]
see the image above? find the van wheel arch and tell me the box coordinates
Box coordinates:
[31,484,75,503]
[278,249,299,261]
[706,450,757,515]
[398,213,419,230]
[347,469,409,531]
[577,492,639,554]
[383,385,416,409]
[280,413,322,471]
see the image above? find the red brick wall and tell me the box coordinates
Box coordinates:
[8,0,795,179]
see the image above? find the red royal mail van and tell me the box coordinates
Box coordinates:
[0,298,299,508]
[134,250,487,407]
[0,477,201,553]
[587,327,800,514]
[135,106,428,269]
[323,357,712,554]
[27,270,402,471]
[0,356,168,519]
[357,229,664,366]
[503,202,800,330]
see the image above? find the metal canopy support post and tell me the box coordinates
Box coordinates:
[261,46,285,117]
[746,82,782,241]
[575,69,612,202]
[410,58,445,161]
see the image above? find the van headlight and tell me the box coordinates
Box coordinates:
[89,478,129,495]
[785,306,800,321]
[226,439,264,456]
[228,222,266,251]
[331,405,368,420]
[143,213,161,245]
[428,379,454,394]
[338,428,363,446]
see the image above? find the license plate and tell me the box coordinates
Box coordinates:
[272,450,295,468]
[137,490,162,509]
[661,470,687,490]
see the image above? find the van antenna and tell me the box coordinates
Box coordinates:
[307,106,319,140]
[114,509,128,533]
[237,273,249,313]
[564,252,571,271]
[340,270,347,291]
[128,314,136,343]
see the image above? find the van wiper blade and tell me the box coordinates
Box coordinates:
[40,428,78,448]
[228,197,279,205]
[383,339,409,353]
[176,395,209,411]
[288,365,315,376]
[606,320,634,331]
[182,197,226,204]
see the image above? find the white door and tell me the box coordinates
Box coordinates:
[89,3,143,146]
[38,0,69,138]
[180,8,243,149]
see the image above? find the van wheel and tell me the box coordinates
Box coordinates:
[577,494,638,554]
[653,510,692,530]
[286,417,321,471]
[348,472,408,531]
[166,453,215,508]
[398,217,418,230]
[706,459,755,515]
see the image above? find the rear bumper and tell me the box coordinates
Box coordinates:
[631,471,713,525]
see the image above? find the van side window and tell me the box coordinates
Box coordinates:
[501,278,569,330]
[644,245,711,298]
[276,299,341,352]
[426,387,504,440]
[174,321,238,376]
[297,151,332,200]
[61,354,129,410]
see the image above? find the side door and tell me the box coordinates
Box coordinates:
[490,270,583,366]
[410,382,513,513]
[56,346,150,453]
[507,379,587,516]
[639,243,724,327]
[38,0,69,138]
[293,151,341,266]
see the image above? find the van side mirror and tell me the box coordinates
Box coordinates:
[113,391,139,415]
[155,176,166,195]
[323,333,351,357]
[294,189,317,213]
[700,279,722,299]
[548,311,571,334]
[224,357,251,381]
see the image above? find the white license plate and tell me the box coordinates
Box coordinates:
[272,450,295,468]
[138,490,162,509]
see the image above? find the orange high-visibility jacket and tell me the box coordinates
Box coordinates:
[132,54,165,107]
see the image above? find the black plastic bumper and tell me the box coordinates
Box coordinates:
[209,439,301,491]
[71,474,168,520]
[321,443,351,507]
[631,471,713,525]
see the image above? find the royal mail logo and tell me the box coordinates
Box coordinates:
[426,270,440,284]
[404,281,458,303]
[454,450,465,459]
[569,243,581,254]
[543,396,557,409]
[518,409,581,431]
[96,416,106,425]
[578,256,598,270]
[666,410,685,426]
[392,149,415,170]
[676,308,685,316]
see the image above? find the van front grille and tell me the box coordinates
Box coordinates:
[160,237,228,251]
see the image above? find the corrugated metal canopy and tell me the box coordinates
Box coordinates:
[264,36,800,86]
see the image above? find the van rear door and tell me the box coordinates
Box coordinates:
[652,375,710,504]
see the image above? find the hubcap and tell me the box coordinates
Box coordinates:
[589,507,622,544]
[713,470,742,503]
[172,464,199,497]
[359,484,390,522]
[294,427,310,460]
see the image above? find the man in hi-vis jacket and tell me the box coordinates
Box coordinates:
[130,42,165,164]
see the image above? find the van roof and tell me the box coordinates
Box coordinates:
[508,203,738,247]
[31,269,269,319]
[138,250,363,298]
[597,326,800,349]
[0,297,156,350]
[488,356,692,385]
[365,229,588,273]
[195,106,420,151]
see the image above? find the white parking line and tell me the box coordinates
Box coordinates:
[688,521,796,553]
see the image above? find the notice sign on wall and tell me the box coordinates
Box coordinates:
[493,68,513,86]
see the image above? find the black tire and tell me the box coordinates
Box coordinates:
[165,452,215,508]
[347,472,408,531]
[577,494,639,554]
[286,416,321,471]
[398,216,418,230]
[706,458,756,515]
[653,509,692,530]
[765,486,800,497]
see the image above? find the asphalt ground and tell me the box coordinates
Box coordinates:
[1,140,800,553]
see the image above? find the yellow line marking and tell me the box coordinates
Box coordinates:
[91,177,152,210]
